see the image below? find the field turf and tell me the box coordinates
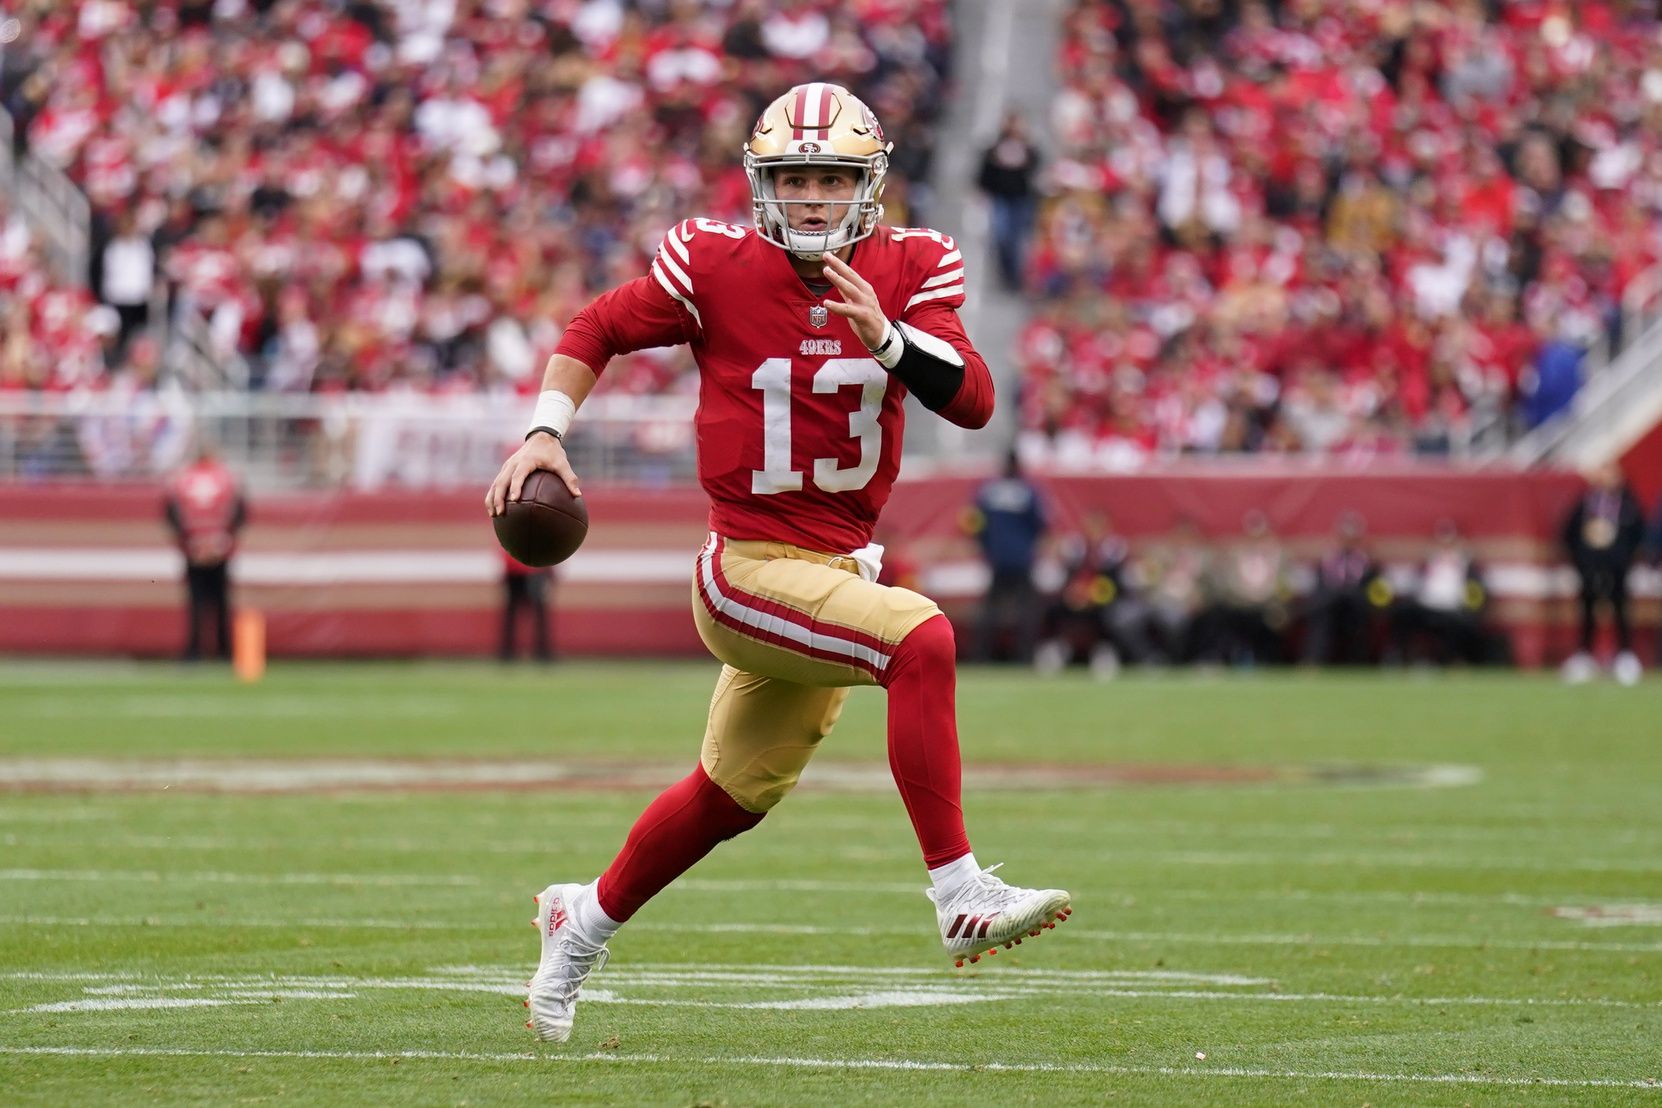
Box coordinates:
[0,661,1659,1105]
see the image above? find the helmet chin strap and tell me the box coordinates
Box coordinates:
[778,201,863,261]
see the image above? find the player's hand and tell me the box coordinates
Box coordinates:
[821,252,888,350]
[486,433,581,517]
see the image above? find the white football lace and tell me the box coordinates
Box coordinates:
[951,863,1028,912]
[541,937,609,1006]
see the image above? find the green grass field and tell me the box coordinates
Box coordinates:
[1,661,1660,1106]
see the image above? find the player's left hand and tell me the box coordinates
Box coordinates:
[821,252,888,350]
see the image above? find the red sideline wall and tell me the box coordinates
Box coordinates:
[0,467,1648,666]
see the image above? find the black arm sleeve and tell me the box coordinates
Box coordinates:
[886,321,966,413]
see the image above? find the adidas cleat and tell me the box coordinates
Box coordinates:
[526,882,609,1042]
[927,863,1071,967]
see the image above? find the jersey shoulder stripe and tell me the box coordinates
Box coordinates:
[886,226,966,313]
[651,218,755,326]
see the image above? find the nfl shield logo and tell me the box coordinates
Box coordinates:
[809,304,829,328]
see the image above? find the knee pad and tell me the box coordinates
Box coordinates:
[709,751,815,813]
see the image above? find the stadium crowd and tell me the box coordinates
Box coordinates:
[1014,0,1662,463]
[0,0,952,398]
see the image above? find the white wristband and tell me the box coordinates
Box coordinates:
[869,319,905,369]
[527,390,576,439]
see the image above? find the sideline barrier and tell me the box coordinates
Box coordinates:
[0,468,1650,666]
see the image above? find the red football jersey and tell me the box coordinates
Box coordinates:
[557,220,992,553]
[164,458,245,565]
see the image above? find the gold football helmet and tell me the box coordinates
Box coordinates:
[743,82,892,259]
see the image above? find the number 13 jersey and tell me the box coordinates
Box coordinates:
[556,219,994,554]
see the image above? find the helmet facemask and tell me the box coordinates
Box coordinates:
[744,152,888,261]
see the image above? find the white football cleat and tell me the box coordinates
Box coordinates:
[928,863,1071,967]
[525,882,609,1042]
[1613,651,1643,687]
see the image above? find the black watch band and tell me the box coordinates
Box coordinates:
[526,426,563,442]
[868,323,900,360]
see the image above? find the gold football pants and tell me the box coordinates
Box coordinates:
[690,533,941,811]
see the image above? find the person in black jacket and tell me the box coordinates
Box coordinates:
[1302,511,1382,665]
[1561,462,1646,685]
[976,111,1041,290]
[965,450,1049,663]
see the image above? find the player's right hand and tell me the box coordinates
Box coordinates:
[486,433,581,516]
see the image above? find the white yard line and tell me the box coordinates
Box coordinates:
[1,962,1655,1012]
[0,868,480,887]
[0,852,1650,913]
[3,913,1660,953]
[0,1046,1655,1089]
[0,965,1271,987]
[0,914,470,931]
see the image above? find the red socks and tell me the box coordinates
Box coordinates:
[595,764,763,922]
[595,614,971,922]
[879,614,972,868]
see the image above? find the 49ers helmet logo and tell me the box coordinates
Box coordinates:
[799,141,822,154]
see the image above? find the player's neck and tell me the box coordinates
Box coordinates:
[787,243,855,281]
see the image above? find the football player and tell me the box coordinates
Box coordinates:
[487,82,1073,1043]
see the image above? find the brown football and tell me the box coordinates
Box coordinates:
[493,470,589,567]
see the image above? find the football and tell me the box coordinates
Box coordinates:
[493,469,589,566]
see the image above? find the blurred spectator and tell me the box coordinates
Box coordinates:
[94,209,155,352]
[1197,509,1289,665]
[1390,519,1493,666]
[1560,462,1646,685]
[965,450,1048,663]
[976,110,1041,291]
[1302,512,1384,666]
[6,0,957,400]
[1018,0,1662,461]
[1135,517,1210,664]
[163,441,246,663]
[1520,320,1586,429]
[500,550,553,664]
[1034,511,1151,677]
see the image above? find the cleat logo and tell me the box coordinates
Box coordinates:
[546,901,568,938]
[947,914,999,942]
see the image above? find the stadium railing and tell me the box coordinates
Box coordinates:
[1508,273,1662,469]
[0,106,89,290]
[0,389,697,490]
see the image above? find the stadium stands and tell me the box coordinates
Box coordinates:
[0,0,953,396]
[1019,0,1662,464]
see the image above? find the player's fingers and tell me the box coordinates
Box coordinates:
[550,459,582,498]
[822,260,873,300]
[827,254,875,295]
[823,300,858,316]
[487,462,514,515]
[821,264,856,294]
[823,252,860,279]
[506,457,539,504]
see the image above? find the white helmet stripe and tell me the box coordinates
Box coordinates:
[804,82,826,133]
